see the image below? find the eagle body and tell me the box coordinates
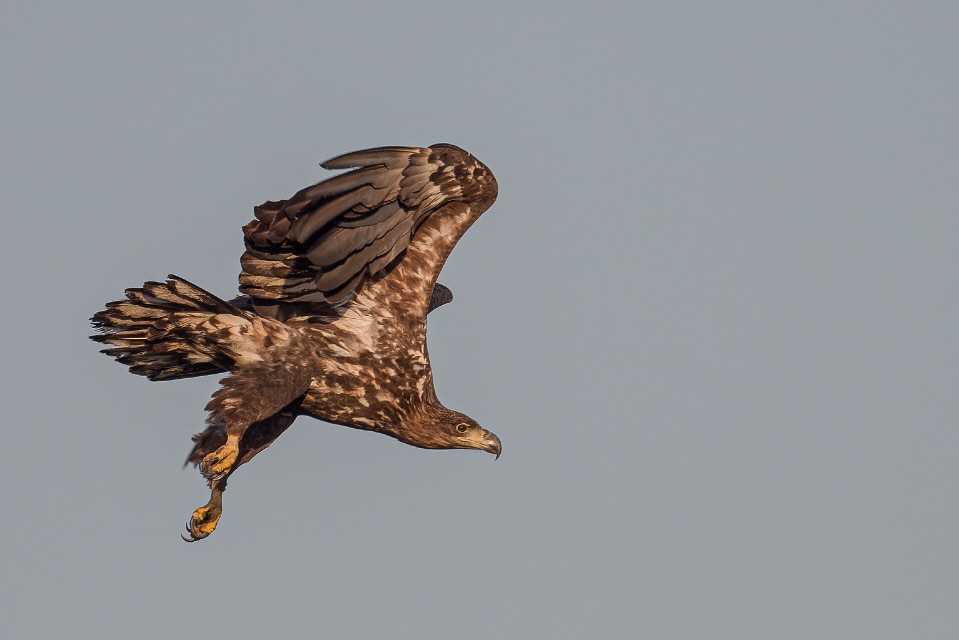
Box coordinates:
[301,199,482,434]
[91,144,500,540]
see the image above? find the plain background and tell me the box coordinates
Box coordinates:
[2,3,957,638]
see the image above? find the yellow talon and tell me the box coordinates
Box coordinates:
[182,490,223,542]
[199,441,239,481]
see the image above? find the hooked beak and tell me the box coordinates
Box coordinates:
[481,430,502,460]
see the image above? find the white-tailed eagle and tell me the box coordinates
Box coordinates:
[91,144,500,541]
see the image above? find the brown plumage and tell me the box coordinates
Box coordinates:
[91,144,500,541]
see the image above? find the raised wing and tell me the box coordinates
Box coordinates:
[238,144,497,312]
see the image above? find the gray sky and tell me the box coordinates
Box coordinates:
[2,3,958,638]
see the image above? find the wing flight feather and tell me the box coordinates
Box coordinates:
[238,143,497,314]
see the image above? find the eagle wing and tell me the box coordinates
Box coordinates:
[238,144,497,313]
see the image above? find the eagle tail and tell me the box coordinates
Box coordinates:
[91,275,251,381]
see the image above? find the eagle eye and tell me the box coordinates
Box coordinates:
[455,423,470,434]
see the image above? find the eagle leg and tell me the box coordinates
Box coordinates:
[182,409,300,541]
[196,406,304,482]
[199,361,313,483]
[182,478,226,542]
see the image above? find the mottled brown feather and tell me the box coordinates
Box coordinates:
[238,143,497,315]
[90,143,501,541]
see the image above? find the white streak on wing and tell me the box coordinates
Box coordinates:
[332,361,362,376]
[331,301,380,352]
[327,342,351,357]
[213,314,248,326]
[406,348,428,366]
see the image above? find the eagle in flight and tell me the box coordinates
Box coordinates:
[91,144,501,541]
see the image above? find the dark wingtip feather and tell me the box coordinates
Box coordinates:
[320,146,418,170]
[428,283,454,313]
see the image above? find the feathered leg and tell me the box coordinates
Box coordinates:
[183,406,300,541]
[197,360,314,483]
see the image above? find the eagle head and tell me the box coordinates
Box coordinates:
[447,413,502,459]
[407,406,501,458]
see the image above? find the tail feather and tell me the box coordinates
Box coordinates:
[91,275,252,381]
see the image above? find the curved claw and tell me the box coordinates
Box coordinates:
[182,522,201,543]
[182,517,213,542]
[180,492,223,542]
[181,513,217,542]
[199,442,239,483]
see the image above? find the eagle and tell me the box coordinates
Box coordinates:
[91,144,501,541]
